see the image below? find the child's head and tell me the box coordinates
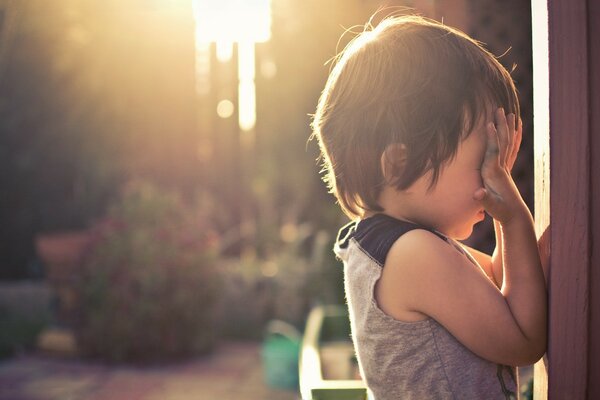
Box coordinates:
[311,15,519,219]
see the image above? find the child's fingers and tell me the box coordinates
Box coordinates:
[494,108,509,168]
[482,122,501,174]
[508,117,523,171]
[516,117,523,157]
[476,123,520,222]
[506,113,515,166]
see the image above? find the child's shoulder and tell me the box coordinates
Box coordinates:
[375,227,459,322]
[386,226,460,267]
[344,213,449,266]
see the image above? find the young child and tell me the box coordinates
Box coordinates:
[311,15,547,400]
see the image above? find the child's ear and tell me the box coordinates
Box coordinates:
[381,143,407,183]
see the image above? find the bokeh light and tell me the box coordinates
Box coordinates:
[217,99,235,118]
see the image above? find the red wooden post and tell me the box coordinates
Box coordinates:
[587,0,600,398]
[533,0,600,398]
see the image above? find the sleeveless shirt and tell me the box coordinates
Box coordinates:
[334,213,519,400]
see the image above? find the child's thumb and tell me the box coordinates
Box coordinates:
[473,188,487,201]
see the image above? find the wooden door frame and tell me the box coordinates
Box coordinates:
[532,0,599,398]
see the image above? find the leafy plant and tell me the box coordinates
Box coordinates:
[76,181,221,363]
[216,224,342,339]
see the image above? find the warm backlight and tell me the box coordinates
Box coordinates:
[193,0,271,132]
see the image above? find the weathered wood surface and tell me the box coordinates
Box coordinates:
[587,0,600,398]
[533,0,593,398]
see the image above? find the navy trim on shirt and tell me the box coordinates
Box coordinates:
[336,214,448,266]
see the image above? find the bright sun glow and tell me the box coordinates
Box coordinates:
[193,0,271,44]
[193,0,271,132]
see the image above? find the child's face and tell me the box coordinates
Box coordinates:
[402,114,490,240]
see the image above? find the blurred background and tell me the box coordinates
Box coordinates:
[0,0,534,398]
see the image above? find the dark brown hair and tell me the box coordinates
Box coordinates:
[311,15,519,219]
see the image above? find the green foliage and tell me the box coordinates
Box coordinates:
[0,305,49,359]
[76,181,221,363]
[217,225,344,339]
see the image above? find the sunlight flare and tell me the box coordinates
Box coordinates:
[193,0,271,132]
[238,41,256,132]
[193,0,271,43]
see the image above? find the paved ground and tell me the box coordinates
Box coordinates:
[0,341,299,400]
[0,340,534,400]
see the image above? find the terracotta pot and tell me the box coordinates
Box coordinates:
[35,231,93,282]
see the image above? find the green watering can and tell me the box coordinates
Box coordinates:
[261,319,302,390]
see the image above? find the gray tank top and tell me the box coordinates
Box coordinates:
[335,214,519,400]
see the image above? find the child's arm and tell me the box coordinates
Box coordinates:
[459,243,499,288]
[474,110,547,351]
[377,109,546,366]
[491,219,504,289]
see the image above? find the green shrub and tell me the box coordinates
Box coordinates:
[76,181,221,363]
[217,227,340,339]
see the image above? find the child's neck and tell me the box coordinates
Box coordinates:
[376,186,420,220]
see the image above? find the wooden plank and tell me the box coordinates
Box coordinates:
[587,0,600,397]
[531,0,550,397]
[547,0,590,398]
